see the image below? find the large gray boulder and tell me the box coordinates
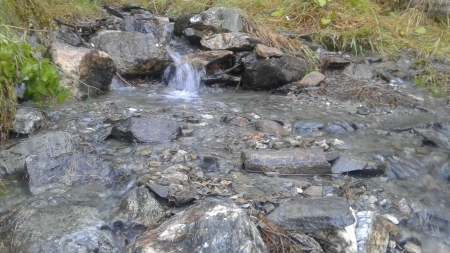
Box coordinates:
[91,30,171,77]
[0,131,75,174]
[267,197,356,231]
[111,117,182,143]
[48,42,116,99]
[0,204,119,253]
[25,152,116,195]
[11,107,49,135]
[241,54,307,89]
[201,32,260,51]
[242,147,331,174]
[126,197,267,253]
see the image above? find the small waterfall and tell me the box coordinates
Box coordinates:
[164,46,205,99]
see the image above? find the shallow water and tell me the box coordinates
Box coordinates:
[1,80,450,251]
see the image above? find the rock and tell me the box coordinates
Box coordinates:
[386,156,421,179]
[174,13,195,36]
[0,131,75,174]
[0,203,118,253]
[322,56,351,69]
[197,50,234,70]
[292,121,324,134]
[111,117,181,143]
[332,154,368,174]
[343,63,374,80]
[267,197,355,230]
[201,33,260,51]
[356,211,392,253]
[52,30,83,47]
[25,152,116,194]
[289,234,323,252]
[304,185,323,197]
[242,147,331,174]
[255,119,289,138]
[91,30,171,77]
[242,54,308,89]
[138,165,196,206]
[297,71,325,88]
[48,42,116,99]
[11,107,49,135]
[183,28,204,45]
[403,242,421,253]
[194,7,244,33]
[327,121,355,134]
[126,197,267,253]
[202,74,241,86]
[117,186,165,227]
[195,156,219,172]
[414,128,450,149]
[254,44,284,58]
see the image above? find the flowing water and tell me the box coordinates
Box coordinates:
[1,69,450,251]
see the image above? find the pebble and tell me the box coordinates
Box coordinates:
[384,214,399,224]
[367,195,378,204]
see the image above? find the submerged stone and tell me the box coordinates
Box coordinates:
[111,117,182,143]
[255,119,289,138]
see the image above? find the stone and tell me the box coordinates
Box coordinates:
[174,13,195,35]
[91,30,171,77]
[117,186,165,227]
[289,234,323,252]
[242,54,308,90]
[11,107,50,135]
[0,131,75,174]
[195,7,244,33]
[297,71,325,88]
[202,74,241,86]
[322,56,351,69]
[403,242,421,253]
[183,28,204,45]
[25,152,116,195]
[267,197,355,230]
[343,63,374,80]
[292,121,324,134]
[356,211,392,253]
[254,44,284,58]
[111,117,182,143]
[414,128,450,149]
[52,30,83,47]
[304,185,323,197]
[327,121,355,134]
[242,147,331,174]
[332,154,368,174]
[125,197,267,253]
[201,32,260,52]
[385,156,421,179]
[197,50,234,70]
[48,42,116,99]
[255,119,289,138]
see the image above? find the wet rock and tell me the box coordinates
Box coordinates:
[194,7,244,33]
[267,197,355,230]
[435,161,450,181]
[11,107,50,135]
[254,44,284,58]
[0,131,75,174]
[197,50,234,70]
[139,165,195,206]
[174,13,195,36]
[289,234,323,252]
[327,121,355,134]
[126,197,267,253]
[91,30,170,77]
[255,119,289,138]
[25,152,116,194]
[0,203,118,253]
[332,154,367,174]
[292,121,324,134]
[322,56,351,69]
[242,147,331,174]
[356,211,392,253]
[297,71,325,88]
[203,74,241,85]
[414,128,450,149]
[48,42,116,99]
[183,28,204,45]
[195,156,219,172]
[117,186,165,227]
[386,156,421,179]
[201,32,260,51]
[349,163,386,177]
[242,54,307,90]
[111,117,181,143]
[343,63,374,80]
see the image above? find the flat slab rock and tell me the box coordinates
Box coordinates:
[126,197,267,253]
[111,117,182,143]
[267,197,355,231]
[242,147,331,174]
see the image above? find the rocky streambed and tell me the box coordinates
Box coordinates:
[1,5,450,253]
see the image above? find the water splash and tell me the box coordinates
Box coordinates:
[164,46,205,99]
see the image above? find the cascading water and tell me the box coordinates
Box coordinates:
[163,46,205,99]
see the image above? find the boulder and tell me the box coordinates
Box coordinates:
[25,152,116,195]
[255,119,289,138]
[194,7,244,32]
[11,107,49,135]
[254,44,284,58]
[356,211,393,253]
[91,30,171,77]
[242,147,331,174]
[48,42,116,99]
[174,13,195,36]
[0,131,75,174]
[242,54,307,89]
[111,117,182,143]
[292,121,324,134]
[126,197,267,253]
[201,32,260,51]
[0,204,119,253]
[297,71,325,88]
[117,186,165,227]
[267,197,356,230]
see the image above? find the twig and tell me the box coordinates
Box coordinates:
[115,73,133,87]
